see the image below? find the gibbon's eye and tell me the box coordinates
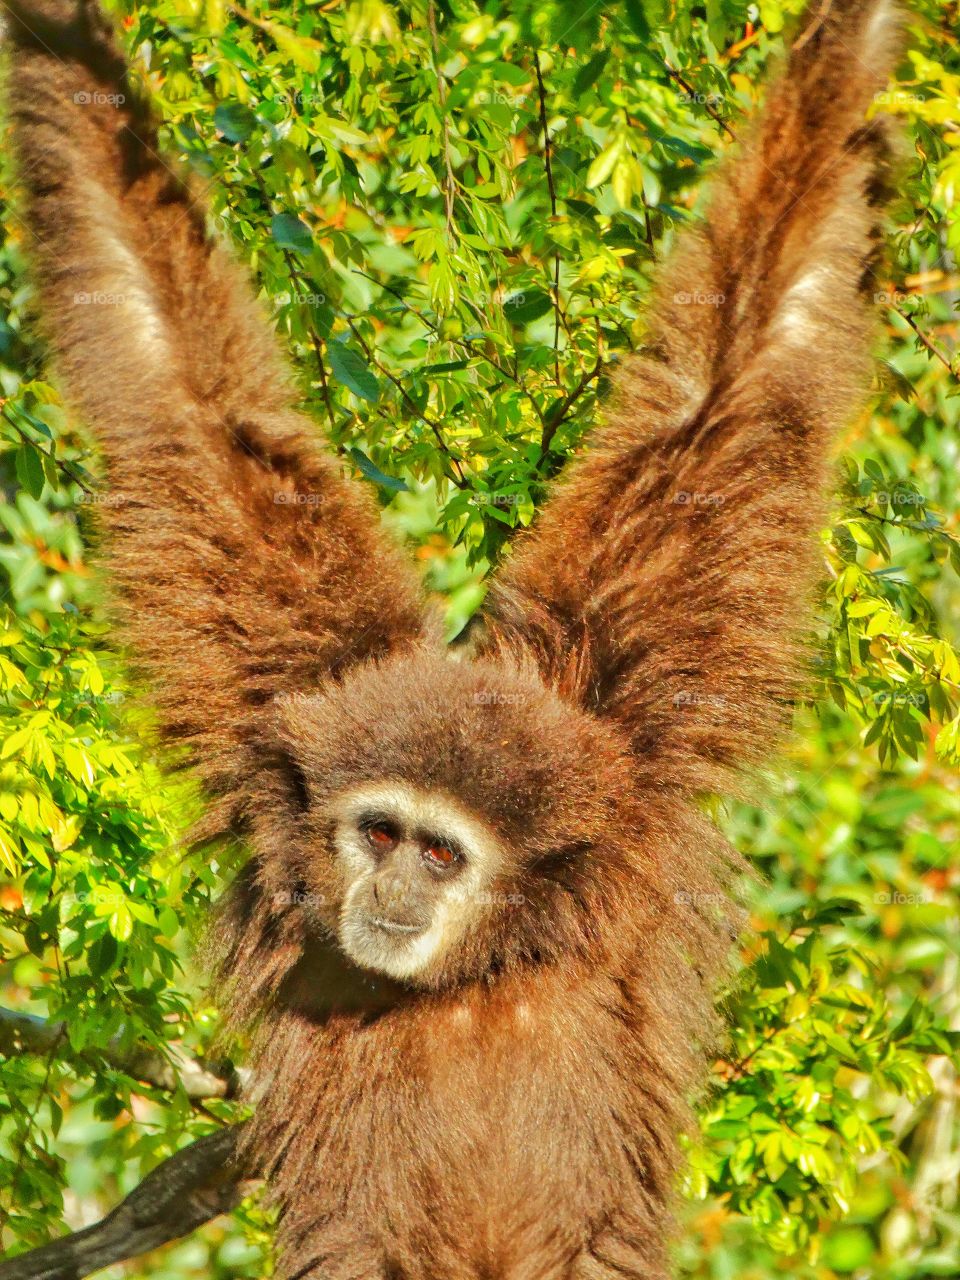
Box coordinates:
[422,841,460,869]
[364,821,399,853]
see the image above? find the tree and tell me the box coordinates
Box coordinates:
[1,1,959,1276]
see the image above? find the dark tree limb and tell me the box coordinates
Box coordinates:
[0,1006,247,1101]
[0,1128,255,1280]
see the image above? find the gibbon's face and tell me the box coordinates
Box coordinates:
[328,780,510,982]
[275,650,640,990]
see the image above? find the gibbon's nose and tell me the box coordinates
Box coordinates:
[371,871,431,932]
[373,871,412,912]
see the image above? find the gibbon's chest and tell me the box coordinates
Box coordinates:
[260,979,647,1274]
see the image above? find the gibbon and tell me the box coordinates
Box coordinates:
[5,0,899,1276]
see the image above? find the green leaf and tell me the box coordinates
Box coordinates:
[15,444,45,499]
[266,22,321,72]
[586,138,622,189]
[572,51,610,97]
[327,343,380,402]
[214,102,258,143]
[158,906,181,938]
[503,289,553,325]
[0,825,19,874]
[89,931,119,976]
[622,0,652,41]
[271,213,314,254]
[348,447,409,492]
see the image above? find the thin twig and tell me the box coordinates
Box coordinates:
[640,189,655,249]
[538,327,604,460]
[341,316,468,488]
[791,0,835,53]
[892,304,958,380]
[533,51,562,384]
[662,60,738,142]
[3,1022,65,1233]
[1,404,94,495]
[249,171,338,434]
[427,1,458,242]
[723,1023,784,1081]
[349,268,551,423]
[351,268,441,335]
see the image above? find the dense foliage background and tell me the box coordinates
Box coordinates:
[1,0,959,1275]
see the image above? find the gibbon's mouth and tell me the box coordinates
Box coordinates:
[368,915,428,938]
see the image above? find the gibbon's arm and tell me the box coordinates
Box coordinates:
[481,0,900,797]
[5,0,428,836]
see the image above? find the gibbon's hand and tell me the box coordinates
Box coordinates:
[480,0,900,799]
[4,0,430,839]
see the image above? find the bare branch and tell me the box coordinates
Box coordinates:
[0,1006,245,1102]
[0,1128,254,1280]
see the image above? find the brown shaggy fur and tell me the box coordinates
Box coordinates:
[4,1,899,1276]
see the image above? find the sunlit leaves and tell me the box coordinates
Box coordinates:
[824,459,960,767]
[0,605,221,1247]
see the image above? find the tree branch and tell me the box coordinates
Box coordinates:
[0,1006,245,1102]
[0,1128,254,1280]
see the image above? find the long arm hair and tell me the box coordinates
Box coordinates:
[480,0,900,796]
[4,0,430,841]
